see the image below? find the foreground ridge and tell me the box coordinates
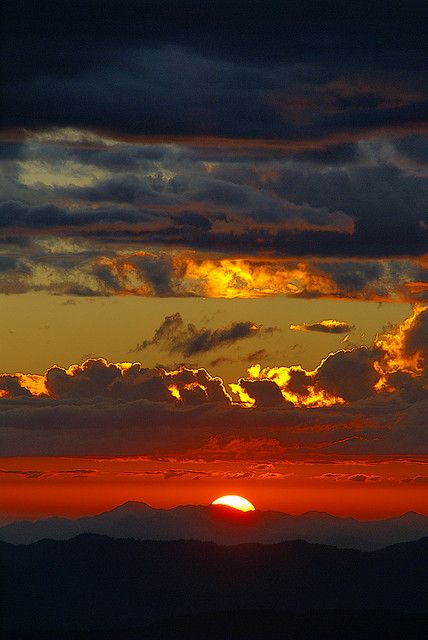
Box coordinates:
[1,534,427,635]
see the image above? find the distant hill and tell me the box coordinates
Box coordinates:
[1,534,427,635]
[1,501,427,550]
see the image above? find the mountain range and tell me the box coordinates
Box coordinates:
[1,534,427,637]
[1,501,427,550]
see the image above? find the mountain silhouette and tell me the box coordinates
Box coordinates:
[1,501,427,550]
[2,610,428,640]
[1,535,427,636]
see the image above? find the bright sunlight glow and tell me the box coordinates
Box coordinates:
[211,495,256,512]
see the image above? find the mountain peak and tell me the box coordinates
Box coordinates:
[301,510,337,520]
[397,511,426,521]
[109,501,154,514]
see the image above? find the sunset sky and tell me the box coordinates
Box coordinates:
[1,0,427,522]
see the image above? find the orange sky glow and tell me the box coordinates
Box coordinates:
[1,455,427,523]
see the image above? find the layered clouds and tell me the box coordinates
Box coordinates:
[0,307,426,457]
[0,1,427,480]
[0,2,427,302]
[3,2,427,139]
[0,113,426,301]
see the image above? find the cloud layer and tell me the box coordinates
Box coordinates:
[0,306,426,457]
[0,2,426,303]
[3,1,427,140]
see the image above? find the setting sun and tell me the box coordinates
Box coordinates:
[211,495,256,512]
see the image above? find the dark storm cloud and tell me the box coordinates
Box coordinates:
[230,162,428,233]
[395,135,428,164]
[0,200,159,229]
[37,138,425,261]
[4,0,425,59]
[66,144,172,172]
[317,262,385,293]
[134,313,265,357]
[0,1,427,298]
[158,226,428,260]
[173,213,212,231]
[2,1,427,140]
[1,198,426,260]
[0,236,31,248]
[24,219,423,263]
[64,173,348,229]
[67,174,160,204]
[289,144,358,165]
[0,256,27,272]
[0,142,25,161]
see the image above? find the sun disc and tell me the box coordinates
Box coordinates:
[211,495,255,512]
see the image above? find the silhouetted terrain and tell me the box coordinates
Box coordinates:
[1,534,427,637]
[4,610,428,640]
[1,501,427,550]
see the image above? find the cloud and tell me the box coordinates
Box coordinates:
[0,389,426,459]
[0,469,44,479]
[1,306,425,411]
[0,248,424,301]
[230,306,427,407]
[0,200,159,231]
[0,5,426,314]
[2,0,427,143]
[0,376,32,398]
[2,194,426,266]
[374,305,428,392]
[348,474,381,482]
[314,473,382,482]
[290,320,354,334]
[0,307,426,459]
[246,349,269,362]
[315,348,379,402]
[208,356,234,368]
[233,348,378,407]
[0,130,427,305]
[0,468,96,479]
[234,379,286,408]
[133,313,266,356]
[401,476,428,484]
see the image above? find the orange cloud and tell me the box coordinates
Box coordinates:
[0,307,426,412]
[290,319,353,334]
[231,362,346,408]
[374,304,427,392]
[183,258,338,299]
